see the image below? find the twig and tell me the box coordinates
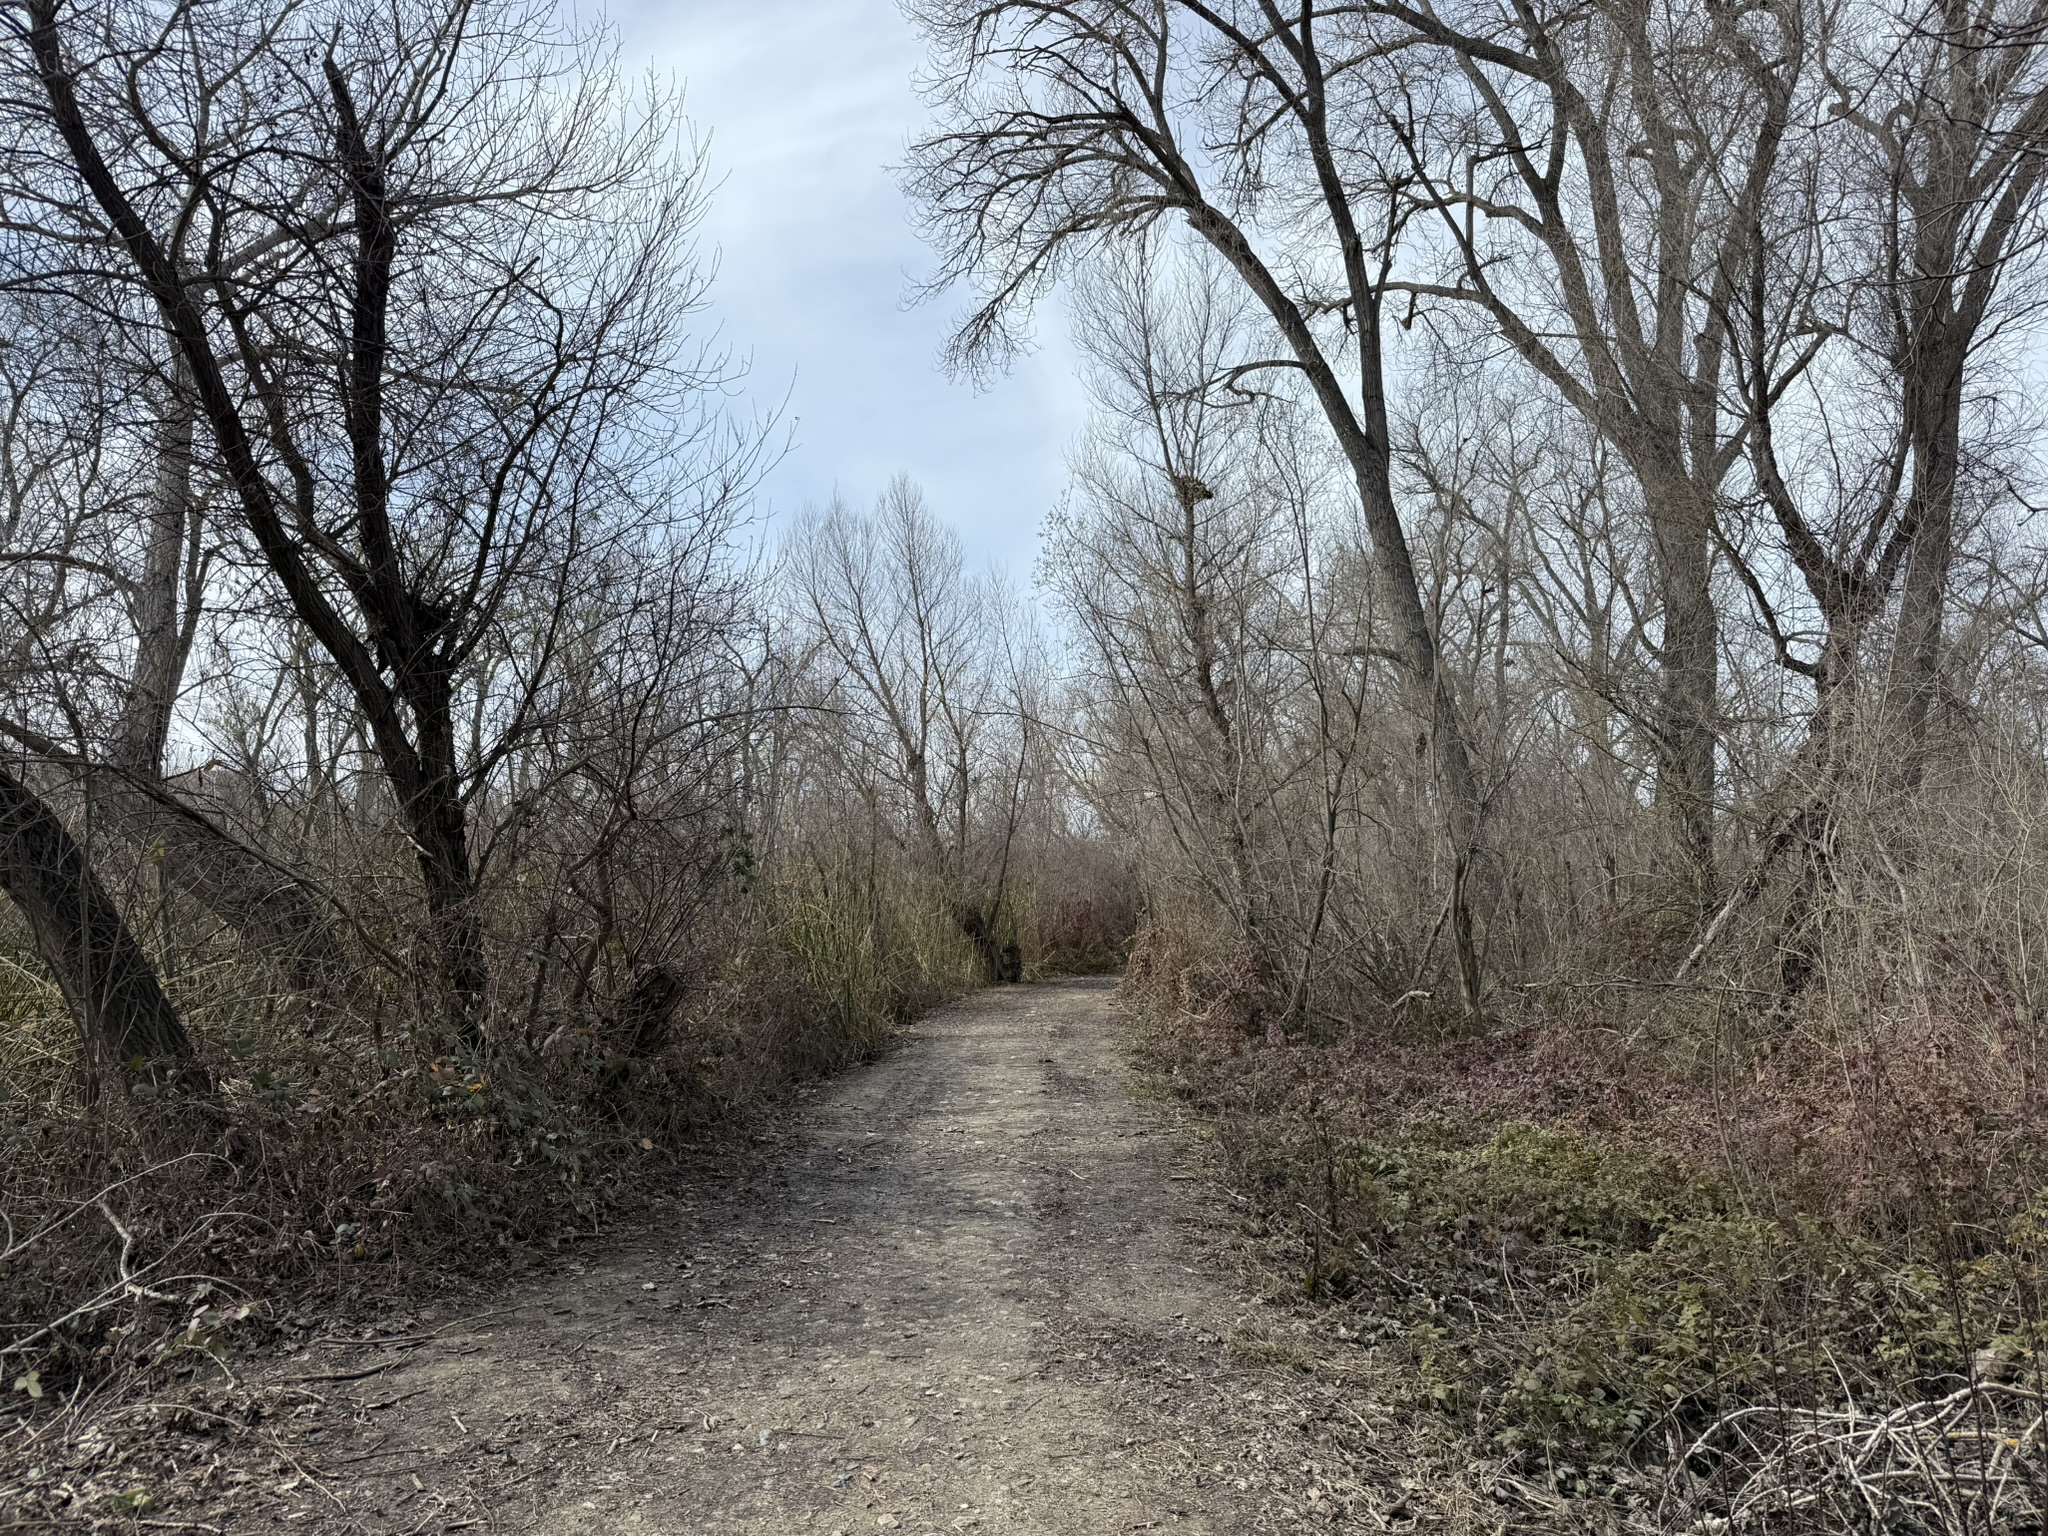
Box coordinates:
[0,1154,223,1267]
[282,1362,405,1384]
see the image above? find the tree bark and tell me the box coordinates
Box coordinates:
[1885,343,1966,775]
[1646,475,1719,911]
[406,688,488,1034]
[0,761,201,1087]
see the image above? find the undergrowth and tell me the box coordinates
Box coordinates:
[0,872,1007,1420]
[1124,922,2048,1530]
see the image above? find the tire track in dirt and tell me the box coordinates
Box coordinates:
[241,980,1403,1533]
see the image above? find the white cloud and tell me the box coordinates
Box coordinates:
[609,0,1085,573]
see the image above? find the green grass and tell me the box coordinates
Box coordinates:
[1304,1119,2048,1463]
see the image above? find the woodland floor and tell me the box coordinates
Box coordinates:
[15,980,1445,1534]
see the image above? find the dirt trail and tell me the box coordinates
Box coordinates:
[244,981,1397,1533]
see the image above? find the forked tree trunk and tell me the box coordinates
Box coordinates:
[0,762,201,1086]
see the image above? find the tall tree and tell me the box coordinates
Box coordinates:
[908,0,1493,1013]
[1377,0,1813,916]
[1048,242,1378,1026]
[0,323,199,1085]
[1841,0,2048,775]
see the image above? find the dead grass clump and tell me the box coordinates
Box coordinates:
[1666,1382,2048,1534]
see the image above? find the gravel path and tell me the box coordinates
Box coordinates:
[229,980,1401,1533]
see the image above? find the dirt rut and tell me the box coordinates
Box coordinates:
[252,980,1389,1533]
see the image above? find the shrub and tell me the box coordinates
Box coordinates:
[1122,945,2048,1486]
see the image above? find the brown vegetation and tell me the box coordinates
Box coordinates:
[0,3,1131,1507]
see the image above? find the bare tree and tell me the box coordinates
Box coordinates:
[1831,0,2048,776]
[1055,249,1277,976]
[3,0,745,1039]
[908,0,1492,1012]
[1651,0,2048,978]
[0,308,353,994]
[0,312,198,1080]
[785,479,1028,981]
[1373,0,1816,917]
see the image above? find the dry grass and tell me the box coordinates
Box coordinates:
[0,886,958,1440]
[1121,886,2048,1534]
[0,841,1140,1468]
[1666,1383,2048,1534]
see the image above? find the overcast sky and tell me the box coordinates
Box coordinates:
[605,0,1087,574]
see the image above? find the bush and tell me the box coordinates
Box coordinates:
[1122,940,2048,1491]
[0,860,985,1412]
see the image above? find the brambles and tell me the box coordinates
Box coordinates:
[1127,942,2048,1525]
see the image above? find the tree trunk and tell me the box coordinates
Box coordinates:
[1172,475,1275,985]
[1358,383,1490,1024]
[89,769,351,994]
[1885,349,1965,781]
[92,364,350,996]
[403,681,487,1044]
[119,357,200,773]
[1646,473,1720,915]
[0,761,201,1087]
